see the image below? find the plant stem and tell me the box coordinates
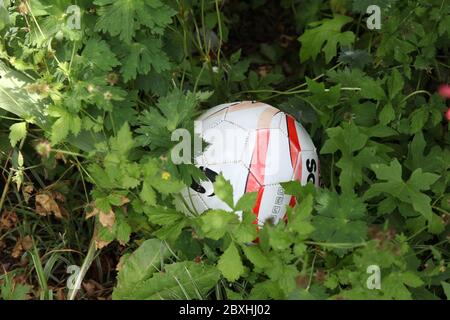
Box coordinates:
[68,237,97,300]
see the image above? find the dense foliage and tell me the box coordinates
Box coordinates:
[0,0,449,300]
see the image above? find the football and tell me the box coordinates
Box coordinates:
[178,101,319,226]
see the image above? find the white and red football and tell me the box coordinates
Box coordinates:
[178,101,319,226]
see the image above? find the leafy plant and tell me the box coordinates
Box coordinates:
[0,0,449,300]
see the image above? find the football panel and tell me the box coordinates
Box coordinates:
[295,121,316,152]
[299,150,320,187]
[243,128,294,186]
[197,101,237,122]
[201,120,249,165]
[261,128,294,185]
[254,184,290,226]
[196,162,252,212]
[224,101,281,130]
[279,113,316,152]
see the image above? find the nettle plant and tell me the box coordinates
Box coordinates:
[0,0,449,300]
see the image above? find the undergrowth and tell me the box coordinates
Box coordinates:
[0,0,449,300]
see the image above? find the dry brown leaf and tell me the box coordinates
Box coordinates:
[35,192,63,218]
[83,279,104,298]
[22,183,34,204]
[54,152,67,163]
[11,236,33,258]
[82,281,96,297]
[12,241,23,258]
[53,191,66,203]
[21,236,33,251]
[0,210,18,230]
[120,196,130,206]
[85,205,99,220]
[13,274,28,285]
[94,238,111,250]
[55,287,66,300]
[99,210,115,231]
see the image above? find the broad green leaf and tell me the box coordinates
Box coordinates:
[287,194,315,237]
[442,282,450,300]
[144,206,188,241]
[198,210,238,240]
[82,37,120,72]
[235,192,258,212]
[94,0,176,43]
[242,245,271,269]
[140,182,156,205]
[371,159,403,182]
[249,280,284,299]
[9,122,27,147]
[387,68,404,98]
[113,239,172,299]
[217,242,244,282]
[115,261,220,300]
[312,191,368,255]
[120,39,171,82]
[379,103,395,125]
[213,175,234,209]
[299,15,355,63]
[365,160,443,233]
[110,122,134,156]
[268,224,294,250]
[232,211,258,243]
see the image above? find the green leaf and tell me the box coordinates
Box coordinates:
[115,261,220,300]
[365,160,442,233]
[242,245,271,269]
[120,39,171,82]
[113,239,172,299]
[140,182,156,205]
[442,282,450,300]
[287,194,315,237]
[232,211,258,243]
[249,280,284,299]
[305,78,341,108]
[144,206,188,241]
[213,175,235,209]
[327,68,385,100]
[140,159,184,197]
[352,0,397,13]
[408,169,439,191]
[312,191,367,254]
[387,68,404,98]
[299,15,355,63]
[198,210,238,240]
[371,159,403,182]
[111,122,134,156]
[409,108,429,134]
[94,0,176,43]
[379,103,395,125]
[51,113,81,145]
[338,49,373,69]
[0,271,32,300]
[235,192,258,212]
[115,212,132,244]
[217,242,244,282]
[82,37,120,72]
[9,122,27,147]
[268,224,294,250]
[321,123,368,155]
